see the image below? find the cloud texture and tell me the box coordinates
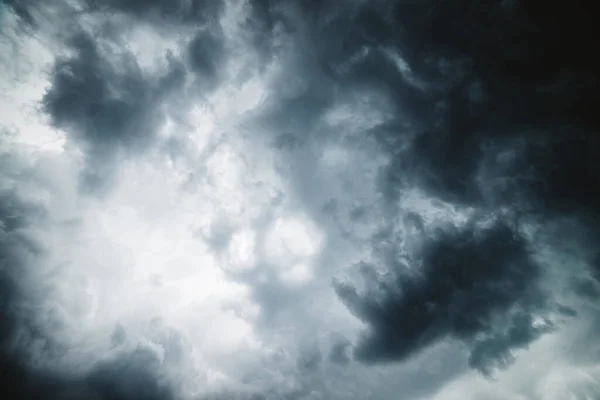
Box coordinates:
[1,0,599,399]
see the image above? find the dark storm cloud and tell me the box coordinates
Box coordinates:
[0,345,175,400]
[251,0,600,376]
[85,347,174,400]
[252,0,600,211]
[0,171,49,359]
[360,0,600,211]
[468,313,554,375]
[86,0,229,88]
[242,0,599,227]
[84,0,224,25]
[1,0,34,25]
[0,187,176,400]
[42,29,185,191]
[0,159,63,399]
[334,218,549,373]
[241,1,352,143]
[43,31,184,151]
[38,0,234,194]
[4,0,600,397]
[187,27,226,83]
[228,1,600,379]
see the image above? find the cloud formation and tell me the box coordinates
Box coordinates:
[42,25,185,191]
[334,217,551,373]
[1,0,599,399]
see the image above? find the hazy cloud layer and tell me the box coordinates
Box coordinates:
[1,0,599,399]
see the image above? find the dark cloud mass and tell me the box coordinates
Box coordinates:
[1,0,34,25]
[278,0,600,210]
[43,31,184,148]
[85,0,224,24]
[2,0,600,398]
[84,348,174,400]
[321,0,599,374]
[334,219,548,373]
[188,28,226,82]
[42,29,185,191]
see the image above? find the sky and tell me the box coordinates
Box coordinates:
[0,1,599,399]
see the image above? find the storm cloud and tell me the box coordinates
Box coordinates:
[1,0,599,399]
[334,217,552,372]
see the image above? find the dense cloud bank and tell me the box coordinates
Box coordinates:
[1,0,599,399]
[334,219,547,372]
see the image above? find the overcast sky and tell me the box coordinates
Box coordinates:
[1,1,599,399]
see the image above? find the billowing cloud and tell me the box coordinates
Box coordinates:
[41,21,185,191]
[1,0,599,399]
[86,0,225,25]
[334,217,552,373]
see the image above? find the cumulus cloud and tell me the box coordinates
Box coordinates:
[42,23,185,191]
[334,217,552,373]
[1,0,600,399]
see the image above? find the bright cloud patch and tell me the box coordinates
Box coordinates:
[264,215,323,285]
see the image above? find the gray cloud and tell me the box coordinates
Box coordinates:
[228,0,600,383]
[187,27,226,85]
[467,312,554,376]
[85,0,224,25]
[334,218,550,373]
[3,0,600,399]
[38,1,234,193]
[84,347,174,400]
[1,0,34,25]
[287,0,600,214]
[328,337,350,365]
[257,0,600,379]
[42,29,184,165]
